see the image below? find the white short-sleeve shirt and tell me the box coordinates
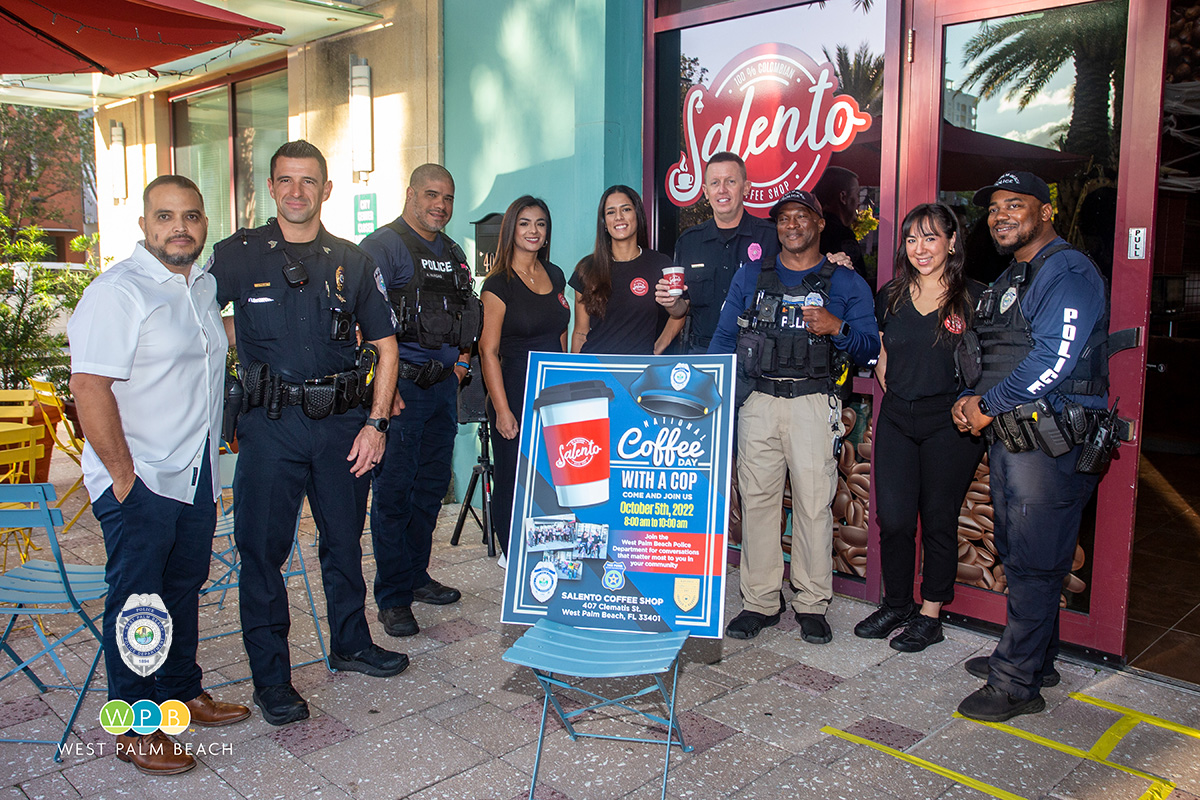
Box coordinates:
[68,242,228,504]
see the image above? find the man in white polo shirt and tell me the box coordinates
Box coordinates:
[69,175,250,775]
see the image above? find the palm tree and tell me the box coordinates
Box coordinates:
[958,1,1127,162]
[823,42,885,116]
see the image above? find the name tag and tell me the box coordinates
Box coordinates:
[248,296,274,304]
[691,263,705,269]
[253,282,271,288]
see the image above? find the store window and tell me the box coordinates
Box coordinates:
[171,67,287,262]
[652,1,887,587]
[653,2,886,283]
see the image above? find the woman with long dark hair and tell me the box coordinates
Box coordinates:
[570,185,682,354]
[853,202,986,652]
[479,196,570,561]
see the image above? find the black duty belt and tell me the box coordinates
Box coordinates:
[397,360,454,388]
[753,377,827,399]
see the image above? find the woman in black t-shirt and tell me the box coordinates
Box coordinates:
[480,196,571,559]
[853,203,985,653]
[569,185,680,354]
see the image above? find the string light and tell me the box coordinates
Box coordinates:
[11,0,279,74]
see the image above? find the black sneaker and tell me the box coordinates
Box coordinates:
[957,684,1045,722]
[964,656,1061,687]
[378,605,419,637]
[412,579,461,605]
[890,615,944,653]
[330,643,410,677]
[252,683,310,726]
[796,613,833,644]
[725,608,781,640]
[853,604,916,639]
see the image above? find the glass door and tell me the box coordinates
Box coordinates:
[899,0,1169,656]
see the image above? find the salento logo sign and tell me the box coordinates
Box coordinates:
[665,43,873,216]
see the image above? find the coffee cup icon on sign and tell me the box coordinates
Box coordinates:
[534,380,615,508]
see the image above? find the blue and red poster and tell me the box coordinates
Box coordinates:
[501,353,736,638]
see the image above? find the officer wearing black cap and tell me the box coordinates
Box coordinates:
[709,188,879,644]
[952,170,1109,722]
[360,164,478,638]
[211,140,408,727]
[656,152,777,353]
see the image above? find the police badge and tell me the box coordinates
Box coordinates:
[602,561,627,592]
[530,561,558,603]
[115,594,173,677]
[673,577,700,612]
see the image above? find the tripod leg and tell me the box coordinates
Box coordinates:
[450,469,481,546]
[482,464,495,556]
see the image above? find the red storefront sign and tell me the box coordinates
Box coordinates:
[665,43,872,216]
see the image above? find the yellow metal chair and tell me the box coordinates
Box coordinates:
[0,438,45,570]
[0,389,37,424]
[27,380,90,532]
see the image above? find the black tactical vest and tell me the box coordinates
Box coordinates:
[973,242,1109,397]
[385,222,482,349]
[735,260,839,394]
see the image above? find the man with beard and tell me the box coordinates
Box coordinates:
[211,141,406,726]
[708,189,879,643]
[953,171,1108,722]
[69,175,250,774]
[361,164,477,637]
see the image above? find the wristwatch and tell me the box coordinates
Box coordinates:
[364,417,390,433]
[977,396,993,417]
[837,320,850,338]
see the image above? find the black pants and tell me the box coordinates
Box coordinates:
[487,363,528,556]
[874,392,985,609]
[234,406,374,688]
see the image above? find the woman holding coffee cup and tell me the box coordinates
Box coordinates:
[570,185,684,354]
[479,196,571,561]
[853,203,985,652]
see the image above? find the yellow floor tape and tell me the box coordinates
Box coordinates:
[820,689,1200,800]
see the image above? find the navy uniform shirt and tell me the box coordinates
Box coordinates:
[708,256,880,371]
[979,238,1108,414]
[360,217,462,369]
[210,218,395,383]
[674,213,777,352]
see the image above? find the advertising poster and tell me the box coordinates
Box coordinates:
[501,353,736,639]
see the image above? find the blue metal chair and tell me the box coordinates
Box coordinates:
[502,619,693,800]
[0,484,107,761]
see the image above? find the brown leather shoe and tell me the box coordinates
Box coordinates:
[185,691,251,727]
[115,730,195,775]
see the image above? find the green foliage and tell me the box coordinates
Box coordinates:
[958,2,1127,162]
[823,41,885,116]
[0,196,98,391]
[0,104,94,228]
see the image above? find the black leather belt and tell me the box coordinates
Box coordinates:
[754,377,826,399]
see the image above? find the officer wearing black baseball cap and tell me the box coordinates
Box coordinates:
[706,182,879,645]
[952,170,1110,723]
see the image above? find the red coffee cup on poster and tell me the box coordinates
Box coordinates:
[534,380,615,508]
[662,266,685,296]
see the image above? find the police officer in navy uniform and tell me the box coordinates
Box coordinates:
[660,152,777,353]
[211,140,407,726]
[952,171,1108,722]
[361,164,478,637]
[707,189,879,644]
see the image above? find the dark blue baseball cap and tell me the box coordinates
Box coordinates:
[769,189,823,220]
[972,171,1052,207]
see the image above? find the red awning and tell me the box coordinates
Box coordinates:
[0,0,283,76]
